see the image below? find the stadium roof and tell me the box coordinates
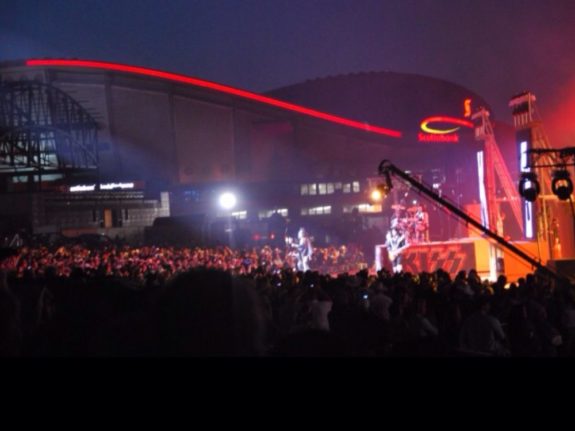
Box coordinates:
[24,59,402,139]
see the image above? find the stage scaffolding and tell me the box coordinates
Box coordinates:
[0,80,99,185]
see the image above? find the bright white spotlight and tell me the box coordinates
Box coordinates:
[370,189,383,202]
[219,192,237,210]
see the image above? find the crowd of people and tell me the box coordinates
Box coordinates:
[1,240,574,357]
[0,242,367,282]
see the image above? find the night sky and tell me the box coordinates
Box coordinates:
[2,0,575,145]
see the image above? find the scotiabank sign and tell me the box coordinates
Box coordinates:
[418,116,473,143]
[418,132,460,143]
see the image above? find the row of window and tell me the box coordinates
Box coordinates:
[301,204,381,216]
[342,203,382,214]
[258,208,288,219]
[229,208,290,220]
[231,210,247,220]
[300,181,361,196]
[178,181,363,204]
[230,203,381,220]
[301,206,332,216]
[12,173,64,183]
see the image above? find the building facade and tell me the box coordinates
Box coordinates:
[0,59,497,246]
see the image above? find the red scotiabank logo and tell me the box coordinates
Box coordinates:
[418,132,459,143]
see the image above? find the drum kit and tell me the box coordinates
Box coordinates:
[390,204,428,243]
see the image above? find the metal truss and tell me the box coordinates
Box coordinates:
[0,80,99,174]
[526,147,575,169]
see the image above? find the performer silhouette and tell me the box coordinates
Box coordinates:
[294,227,313,272]
[385,226,406,273]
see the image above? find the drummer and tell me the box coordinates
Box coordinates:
[413,204,429,243]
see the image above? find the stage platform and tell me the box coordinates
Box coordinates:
[375,237,547,281]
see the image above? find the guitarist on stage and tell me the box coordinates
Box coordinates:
[385,226,407,273]
[287,227,313,272]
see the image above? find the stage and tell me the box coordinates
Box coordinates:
[375,237,547,281]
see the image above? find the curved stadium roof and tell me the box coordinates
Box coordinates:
[266,71,492,131]
[23,59,402,139]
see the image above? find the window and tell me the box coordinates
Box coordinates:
[302,205,332,216]
[232,211,247,220]
[359,203,381,213]
[302,183,335,196]
[353,181,361,193]
[258,208,288,219]
[343,183,351,193]
[303,182,335,195]
[343,203,382,213]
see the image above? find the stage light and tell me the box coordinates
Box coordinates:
[371,182,392,202]
[371,183,390,202]
[518,172,540,202]
[219,192,237,210]
[370,188,383,202]
[551,169,573,201]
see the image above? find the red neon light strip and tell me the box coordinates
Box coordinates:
[26,59,401,138]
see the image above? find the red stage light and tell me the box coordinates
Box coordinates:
[26,59,402,138]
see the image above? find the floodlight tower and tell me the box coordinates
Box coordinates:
[509,92,556,257]
[472,107,523,235]
[473,107,524,278]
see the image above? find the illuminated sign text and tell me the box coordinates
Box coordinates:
[70,184,96,192]
[99,182,135,190]
[464,98,472,118]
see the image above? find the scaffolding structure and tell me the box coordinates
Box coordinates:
[0,80,99,184]
[472,107,523,234]
[509,91,567,258]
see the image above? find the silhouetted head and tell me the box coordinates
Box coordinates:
[157,269,266,356]
[476,296,492,313]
